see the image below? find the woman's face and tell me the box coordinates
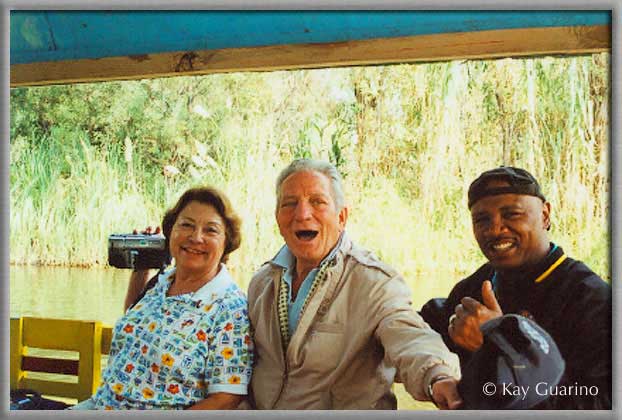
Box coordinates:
[169,201,227,278]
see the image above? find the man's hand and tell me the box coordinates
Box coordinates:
[431,377,463,410]
[448,280,502,352]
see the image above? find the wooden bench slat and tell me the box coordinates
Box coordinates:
[22,318,89,351]
[22,356,79,376]
[20,377,79,399]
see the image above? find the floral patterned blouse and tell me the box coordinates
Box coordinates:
[90,264,253,409]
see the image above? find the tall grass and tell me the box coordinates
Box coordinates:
[10,129,163,265]
[9,53,610,298]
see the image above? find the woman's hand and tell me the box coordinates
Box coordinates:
[133,226,161,236]
[123,226,161,311]
[186,393,244,410]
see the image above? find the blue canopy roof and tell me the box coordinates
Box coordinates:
[11,10,610,65]
[9,10,611,87]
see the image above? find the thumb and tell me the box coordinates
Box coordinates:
[482,280,501,312]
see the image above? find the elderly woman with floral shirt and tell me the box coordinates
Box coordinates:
[73,186,253,410]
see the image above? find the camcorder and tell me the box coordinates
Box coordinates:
[108,233,171,270]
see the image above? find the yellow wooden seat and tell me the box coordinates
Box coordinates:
[10,317,113,402]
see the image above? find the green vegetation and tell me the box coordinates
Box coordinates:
[10,53,610,306]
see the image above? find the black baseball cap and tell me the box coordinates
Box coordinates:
[468,166,546,209]
[457,314,565,410]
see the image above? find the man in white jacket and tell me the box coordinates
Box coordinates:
[245,158,462,410]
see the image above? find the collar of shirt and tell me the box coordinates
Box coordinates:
[272,232,345,336]
[156,263,234,304]
[492,242,564,312]
[491,242,561,291]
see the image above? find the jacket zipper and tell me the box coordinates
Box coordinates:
[271,359,289,408]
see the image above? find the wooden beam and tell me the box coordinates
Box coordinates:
[11,24,610,88]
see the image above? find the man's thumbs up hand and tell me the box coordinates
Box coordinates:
[448,280,503,352]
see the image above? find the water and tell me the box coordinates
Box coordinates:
[10,265,133,326]
[9,265,458,326]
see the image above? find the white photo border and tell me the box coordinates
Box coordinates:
[1,3,618,420]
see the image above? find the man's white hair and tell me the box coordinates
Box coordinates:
[275,158,345,211]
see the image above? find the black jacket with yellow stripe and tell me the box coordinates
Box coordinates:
[421,244,611,409]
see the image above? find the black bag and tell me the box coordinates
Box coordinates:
[10,389,71,410]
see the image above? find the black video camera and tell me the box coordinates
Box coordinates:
[108,233,171,269]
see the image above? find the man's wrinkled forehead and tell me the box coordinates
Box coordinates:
[279,170,335,200]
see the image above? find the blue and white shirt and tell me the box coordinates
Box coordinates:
[91,264,253,410]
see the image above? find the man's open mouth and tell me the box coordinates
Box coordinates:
[295,230,319,241]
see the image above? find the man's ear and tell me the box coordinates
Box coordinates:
[338,206,349,230]
[542,201,552,231]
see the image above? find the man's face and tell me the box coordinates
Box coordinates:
[276,170,348,270]
[470,181,551,271]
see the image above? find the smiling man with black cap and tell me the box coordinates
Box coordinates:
[421,166,611,409]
